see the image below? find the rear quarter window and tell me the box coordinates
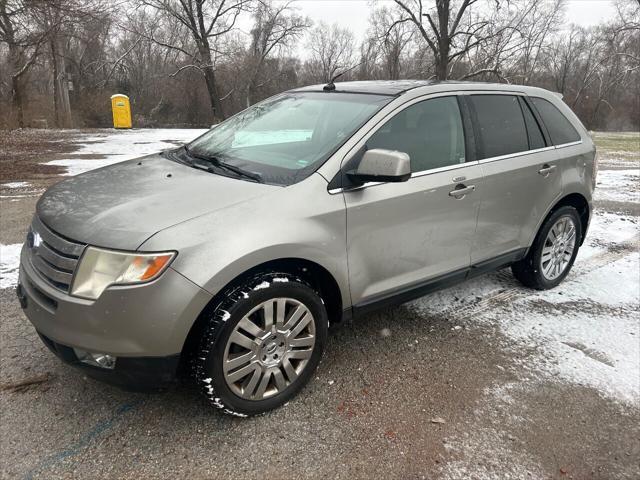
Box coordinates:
[530,97,581,145]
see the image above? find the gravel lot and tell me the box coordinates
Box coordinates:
[1,129,638,479]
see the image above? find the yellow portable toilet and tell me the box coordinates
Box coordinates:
[111,94,132,129]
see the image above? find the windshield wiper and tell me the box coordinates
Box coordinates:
[184,146,263,183]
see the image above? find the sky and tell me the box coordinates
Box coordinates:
[258,0,619,51]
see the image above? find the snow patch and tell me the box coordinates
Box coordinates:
[273,277,289,283]
[254,281,270,290]
[1,181,30,189]
[223,409,248,418]
[440,250,640,406]
[594,169,640,204]
[46,128,207,176]
[0,244,22,289]
[500,253,640,405]
[579,211,639,260]
[409,183,640,406]
[220,310,231,321]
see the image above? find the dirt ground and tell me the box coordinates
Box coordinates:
[0,129,638,479]
[0,129,88,183]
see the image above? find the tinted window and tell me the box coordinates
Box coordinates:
[531,97,581,145]
[520,99,546,149]
[469,95,529,159]
[367,96,465,172]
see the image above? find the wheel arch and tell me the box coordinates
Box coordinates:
[541,192,591,246]
[179,257,344,367]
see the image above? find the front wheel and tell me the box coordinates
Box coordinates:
[512,205,582,290]
[192,272,328,416]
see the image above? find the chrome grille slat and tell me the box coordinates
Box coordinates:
[31,216,85,257]
[28,216,86,293]
[30,254,74,285]
[36,241,77,271]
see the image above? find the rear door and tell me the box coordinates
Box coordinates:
[342,95,483,309]
[466,93,562,264]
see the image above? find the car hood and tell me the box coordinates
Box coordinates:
[36,154,277,250]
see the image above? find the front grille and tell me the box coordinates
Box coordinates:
[27,216,86,293]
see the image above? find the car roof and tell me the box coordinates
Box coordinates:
[291,80,556,98]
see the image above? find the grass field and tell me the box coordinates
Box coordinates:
[592,131,639,162]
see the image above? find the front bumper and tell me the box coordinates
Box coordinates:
[18,244,212,375]
[35,330,180,391]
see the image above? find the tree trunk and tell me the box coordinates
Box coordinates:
[11,73,25,128]
[8,41,25,128]
[50,38,72,128]
[198,41,225,121]
[246,59,262,108]
[436,1,451,80]
[246,68,257,107]
[6,31,26,128]
[202,64,225,121]
[435,56,448,80]
[246,82,255,108]
[388,45,401,80]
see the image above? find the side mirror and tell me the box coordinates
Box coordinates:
[347,149,411,184]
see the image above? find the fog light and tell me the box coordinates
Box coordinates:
[73,348,116,369]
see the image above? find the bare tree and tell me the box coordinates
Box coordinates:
[547,24,582,94]
[370,6,414,79]
[357,35,380,80]
[588,4,640,127]
[245,0,309,106]
[1,0,639,131]
[22,0,113,127]
[38,2,73,127]
[305,22,355,83]
[391,0,491,80]
[0,0,48,127]
[450,0,550,82]
[137,0,252,120]
[513,0,564,84]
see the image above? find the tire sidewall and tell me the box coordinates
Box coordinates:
[200,274,328,415]
[530,206,582,289]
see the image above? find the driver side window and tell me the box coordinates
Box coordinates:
[367,96,466,172]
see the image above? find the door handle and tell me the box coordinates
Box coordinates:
[449,184,476,199]
[538,164,557,177]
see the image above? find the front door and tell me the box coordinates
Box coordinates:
[343,95,482,308]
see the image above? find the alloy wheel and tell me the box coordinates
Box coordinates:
[540,215,577,281]
[223,298,316,400]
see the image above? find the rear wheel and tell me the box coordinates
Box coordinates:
[512,206,582,290]
[192,272,328,416]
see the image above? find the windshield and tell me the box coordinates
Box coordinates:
[187,92,392,185]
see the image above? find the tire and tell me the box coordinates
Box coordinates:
[192,272,328,416]
[512,205,582,290]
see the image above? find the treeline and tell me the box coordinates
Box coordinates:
[1,0,638,131]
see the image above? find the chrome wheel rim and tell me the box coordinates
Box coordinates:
[541,215,577,281]
[223,298,316,400]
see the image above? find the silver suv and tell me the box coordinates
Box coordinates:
[18,81,595,415]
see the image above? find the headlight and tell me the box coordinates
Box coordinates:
[71,247,176,300]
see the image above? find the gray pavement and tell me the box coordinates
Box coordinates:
[1,129,638,479]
